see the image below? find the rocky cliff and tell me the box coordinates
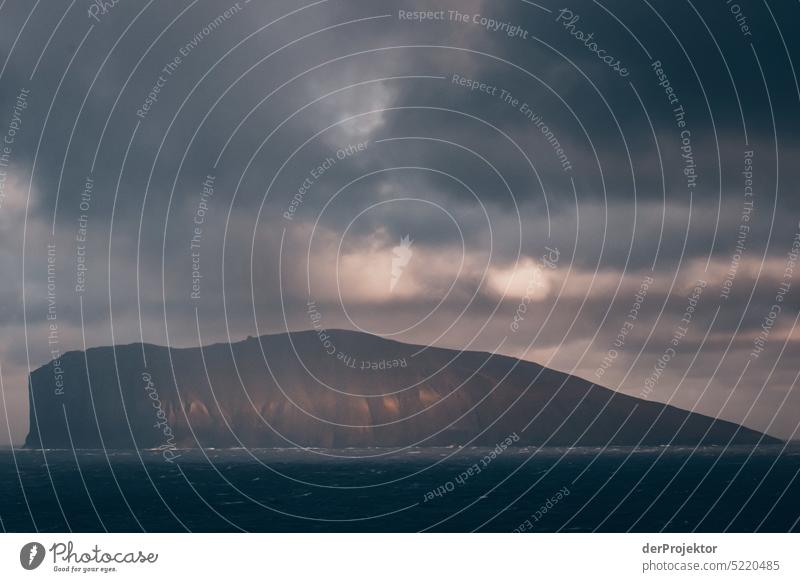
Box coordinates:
[25,329,779,449]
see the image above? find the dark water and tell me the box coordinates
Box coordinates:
[1,445,798,532]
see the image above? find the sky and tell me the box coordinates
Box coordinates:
[0,0,798,445]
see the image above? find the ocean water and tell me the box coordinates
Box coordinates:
[1,445,798,532]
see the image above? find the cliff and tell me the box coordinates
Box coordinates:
[25,329,779,449]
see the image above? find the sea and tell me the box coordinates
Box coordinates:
[1,445,798,532]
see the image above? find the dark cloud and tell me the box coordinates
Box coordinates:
[0,0,798,444]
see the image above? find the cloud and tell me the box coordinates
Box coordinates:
[0,0,799,446]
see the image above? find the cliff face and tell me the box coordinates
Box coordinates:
[25,329,778,449]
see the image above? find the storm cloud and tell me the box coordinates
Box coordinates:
[0,0,798,444]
